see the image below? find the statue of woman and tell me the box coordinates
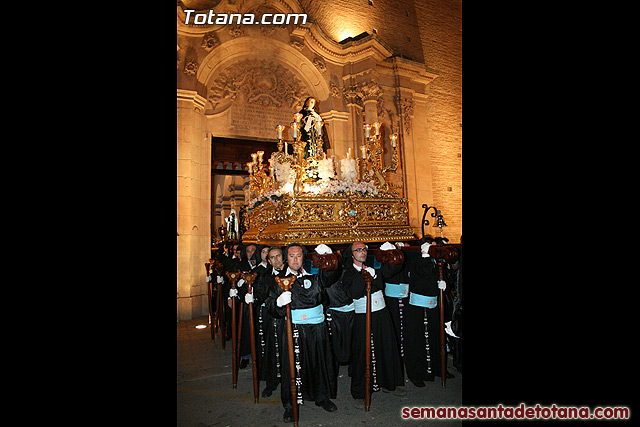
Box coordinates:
[298,97,331,159]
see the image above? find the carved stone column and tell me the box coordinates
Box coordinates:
[177,88,211,320]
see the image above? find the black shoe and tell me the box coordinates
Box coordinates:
[445,371,455,379]
[316,399,337,412]
[283,409,293,423]
[262,387,273,397]
[411,379,426,387]
[239,358,249,369]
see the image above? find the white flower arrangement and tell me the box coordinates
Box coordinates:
[317,157,335,181]
[247,188,284,210]
[304,177,379,196]
[340,158,357,181]
[274,160,295,185]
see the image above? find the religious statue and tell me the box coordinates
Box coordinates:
[225,209,239,240]
[298,97,331,159]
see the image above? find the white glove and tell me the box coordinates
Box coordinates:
[206,275,211,283]
[229,288,238,298]
[421,242,432,257]
[276,291,292,307]
[217,276,224,284]
[315,243,332,255]
[445,321,459,338]
[379,241,396,251]
[237,278,245,288]
[438,280,446,290]
[364,266,376,279]
[245,292,254,304]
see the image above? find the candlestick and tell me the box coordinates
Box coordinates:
[373,122,380,136]
[276,125,283,140]
[363,124,371,138]
[269,166,274,178]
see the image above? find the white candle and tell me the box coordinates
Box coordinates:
[293,113,302,123]
[360,145,366,159]
[257,151,264,164]
[391,133,397,148]
[363,124,371,138]
[373,122,380,136]
[291,122,298,139]
[347,148,352,159]
[276,125,283,140]
[316,120,323,136]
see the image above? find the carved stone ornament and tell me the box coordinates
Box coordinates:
[313,57,326,73]
[208,59,309,111]
[400,97,415,134]
[201,32,220,51]
[184,59,199,76]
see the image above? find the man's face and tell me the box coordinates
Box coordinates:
[268,249,284,270]
[287,246,304,272]
[352,242,368,264]
[246,244,257,260]
[233,245,242,259]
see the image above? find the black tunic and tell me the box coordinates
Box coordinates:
[405,256,443,382]
[343,263,404,399]
[253,265,284,390]
[379,260,409,363]
[325,270,354,366]
[265,267,340,409]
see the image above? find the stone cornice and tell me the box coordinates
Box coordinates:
[291,23,394,65]
[177,89,207,111]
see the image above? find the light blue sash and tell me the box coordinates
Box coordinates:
[409,292,438,309]
[354,290,386,314]
[385,282,409,298]
[290,304,325,324]
[330,302,355,312]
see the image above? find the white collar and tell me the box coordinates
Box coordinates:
[286,266,310,277]
[352,263,363,271]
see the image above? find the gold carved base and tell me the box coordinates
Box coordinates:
[242,194,416,246]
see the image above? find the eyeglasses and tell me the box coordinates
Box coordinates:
[353,247,368,253]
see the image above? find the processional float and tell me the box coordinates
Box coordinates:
[241,112,416,246]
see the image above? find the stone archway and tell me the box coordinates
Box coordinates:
[197,37,331,141]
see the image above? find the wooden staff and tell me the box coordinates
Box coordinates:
[362,269,373,412]
[205,262,215,342]
[275,275,299,427]
[214,261,226,349]
[428,245,459,388]
[225,271,241,389]
[241,271,259,403]
[437,259,446,388]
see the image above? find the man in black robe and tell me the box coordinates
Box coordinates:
[232,244,258,369]
[342,241,406,409]
[253,246,287,398]
[377,241,411,379]
[404,241,454,385]
[265,243,340,423]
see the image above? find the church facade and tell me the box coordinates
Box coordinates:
[177,0,462,320]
